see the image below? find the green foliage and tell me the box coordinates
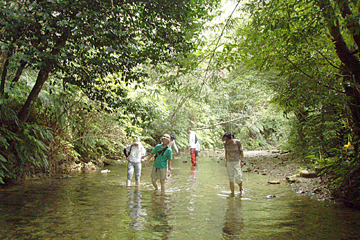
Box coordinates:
[296,167,305,175]
[0,0,220,121]
[231,0,360,207]
[1,72,140,183]
[41,80,129,162]
[141,54,288,150]
[58,140,81,162]
[314,149,360,208]
[0,96,53,183]
[0,154,8,184]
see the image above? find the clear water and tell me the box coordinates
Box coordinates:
[1,155,360,240]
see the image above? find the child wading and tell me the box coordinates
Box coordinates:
[145,134,173,192]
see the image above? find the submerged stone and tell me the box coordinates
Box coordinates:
[264,195,277,199]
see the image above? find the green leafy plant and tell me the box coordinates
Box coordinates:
[0,154,8,184]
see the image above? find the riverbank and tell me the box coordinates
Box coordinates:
[201,149,333,202]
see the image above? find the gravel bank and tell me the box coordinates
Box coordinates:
[201,149,333,202]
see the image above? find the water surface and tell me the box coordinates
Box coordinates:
[1,155,360,239]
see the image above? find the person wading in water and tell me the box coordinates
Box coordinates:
[223,132,244,197]
[144,134,173,192]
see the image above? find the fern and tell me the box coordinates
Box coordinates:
[0,98,54,183]
[0,154,8,184]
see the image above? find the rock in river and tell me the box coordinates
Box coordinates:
[300,170,317,178]
[264,195,277,199]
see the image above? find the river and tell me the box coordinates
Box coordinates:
[1,155,360,239]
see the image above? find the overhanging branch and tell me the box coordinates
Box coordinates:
[193,115,275,130]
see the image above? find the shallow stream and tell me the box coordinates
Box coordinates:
[1,155,360,239]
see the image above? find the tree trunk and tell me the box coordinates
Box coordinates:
[335,0,360,51]
[18,66,51,122]
[17,30,70,122]
[317,0,360,152]
[11,61,27,84]
[317,0,360,75]
[0,52,9,95]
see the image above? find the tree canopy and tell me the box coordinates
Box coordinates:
[0,0,220,121]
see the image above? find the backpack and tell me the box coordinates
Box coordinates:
[123,145,133,158]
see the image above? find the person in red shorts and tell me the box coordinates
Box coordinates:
[187,127,198,166]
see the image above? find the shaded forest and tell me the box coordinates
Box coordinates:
[1,0,359,207]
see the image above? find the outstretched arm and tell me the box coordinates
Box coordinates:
[173,141,179,154]
[144,153,154,167]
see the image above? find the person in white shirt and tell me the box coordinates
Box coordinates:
[124,137,146,187]
[167,134,179,154]
[195,140,201,157]
[187,127,198,166]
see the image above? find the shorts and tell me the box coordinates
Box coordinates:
[127,162,142,181]
[190,148,196,166]
[151,167,168,180]
[227,161,242,184]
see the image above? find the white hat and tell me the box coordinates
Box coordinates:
[162,134,171,141]
[132,137,140,144]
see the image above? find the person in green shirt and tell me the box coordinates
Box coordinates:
[144,134,173,192]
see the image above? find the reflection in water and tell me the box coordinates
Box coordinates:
[127,188,146,231]
[187,166,198,217]
[222,197,244,239]
[150,192,172,239]
[189,165,198,185]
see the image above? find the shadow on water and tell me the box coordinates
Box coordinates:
[1,154,360,239]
